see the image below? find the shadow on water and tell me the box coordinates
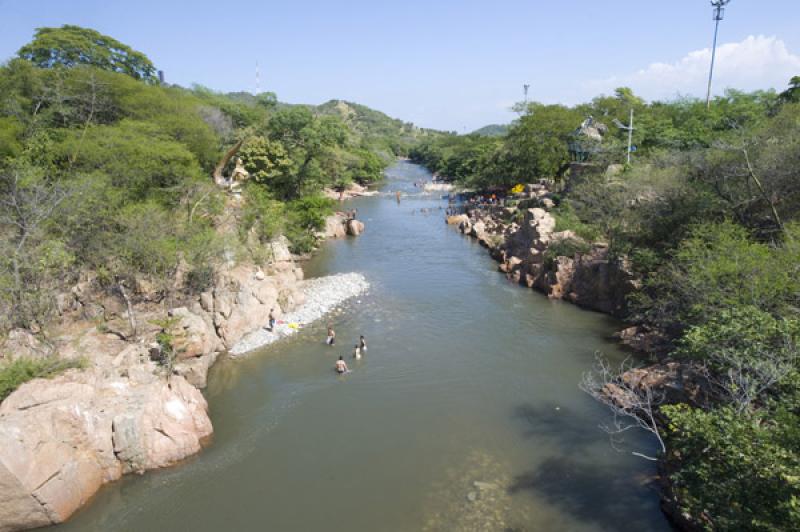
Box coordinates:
[510,402,666,531]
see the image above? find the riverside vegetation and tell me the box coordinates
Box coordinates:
[1,23,799,532]
[0,25,429,386]
[414,83,800,530]
[0,26,432,530]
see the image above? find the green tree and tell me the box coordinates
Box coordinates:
[18,25,157,82]
[779,75,800,103]
[664,403,800,531]
[503,103,582,181]
[239,135,293,185]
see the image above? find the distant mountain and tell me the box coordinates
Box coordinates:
[471,124,509,137]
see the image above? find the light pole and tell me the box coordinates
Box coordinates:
[706,0,731,108]
[523,84,530,104]
[613,109,635,165]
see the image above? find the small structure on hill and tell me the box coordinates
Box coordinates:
[568,116,607,162]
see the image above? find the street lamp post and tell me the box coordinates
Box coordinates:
[706,0,731,109]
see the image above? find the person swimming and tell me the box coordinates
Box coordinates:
[353,344,361,359]
[335,356,349,374]
[326,326,336,346]
[359,335,367,353]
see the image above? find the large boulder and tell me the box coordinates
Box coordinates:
[267,235,293,263]
[0,358,211,530]
[322,214,348,239]
[564,249,639,316]
[447,214,469,226]
[538,256,576,299]
[209,265,302,348]
[346,219,365,236]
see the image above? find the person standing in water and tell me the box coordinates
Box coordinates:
[353,344,361,359]
[396,190,401,204]
[326,326,336,346]
[359,335,367,353]
[335,356,349,374]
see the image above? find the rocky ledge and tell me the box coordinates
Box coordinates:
[449,191,638,317]
[0,227,365,531]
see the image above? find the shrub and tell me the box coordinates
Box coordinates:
[185,265,215,293]
[0,356,87,402]
[634,221,800,334]
[663,403,800,531]
[677,306,799,410]
[551,202,602,242]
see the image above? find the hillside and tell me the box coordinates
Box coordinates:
[314,99,435,156]
[471,123,509,137]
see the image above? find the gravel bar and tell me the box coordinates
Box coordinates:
[230,272,369,356]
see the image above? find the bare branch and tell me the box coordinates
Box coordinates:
[580,354,666,460]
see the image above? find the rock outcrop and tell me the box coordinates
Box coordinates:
[322,214,349,239]
[323,213,366,239]
[346,219,365,236]
[0,261,299,530]
[0,350,211,531]
[0,238,329,530]
[453,199,639,318]
[323,182,377,201]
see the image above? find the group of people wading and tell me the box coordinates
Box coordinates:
[327,326,367,374]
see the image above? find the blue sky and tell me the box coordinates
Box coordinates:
[1,0,799,131]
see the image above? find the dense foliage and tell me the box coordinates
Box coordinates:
[18,25,157,82]
[0,26,408,332]
[412,83,800,531]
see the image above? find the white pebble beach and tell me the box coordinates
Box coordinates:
[230,272,370,356]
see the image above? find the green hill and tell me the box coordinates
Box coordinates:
[471,124,509,137]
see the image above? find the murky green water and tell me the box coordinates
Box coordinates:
[58,162,670,531]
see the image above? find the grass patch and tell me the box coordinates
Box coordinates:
[0,357,88,403]
[551,202,602,242]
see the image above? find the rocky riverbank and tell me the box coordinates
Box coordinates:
[448,185,638,318]
[448,185,710,528]
[0,217,366,532]
[447,185,677,359]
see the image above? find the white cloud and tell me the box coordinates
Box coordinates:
[585,35,800,101]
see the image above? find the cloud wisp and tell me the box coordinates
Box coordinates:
[585,35,800,101]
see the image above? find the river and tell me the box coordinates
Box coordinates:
[58,161,670,531]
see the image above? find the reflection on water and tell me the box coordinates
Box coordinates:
[58,162,669,532]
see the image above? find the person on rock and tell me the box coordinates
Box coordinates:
[335,356,349,374]
[353,344,361,359]
[326,326,336,346]
[268,308,276,331]
[359,335,367,353]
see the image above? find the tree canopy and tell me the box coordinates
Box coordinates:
[17,25,157,82]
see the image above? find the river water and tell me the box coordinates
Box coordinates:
[59,162,669,531]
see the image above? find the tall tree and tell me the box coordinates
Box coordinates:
[18,25,157,82]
